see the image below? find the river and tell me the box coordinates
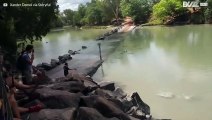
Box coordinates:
[34,25,212,120]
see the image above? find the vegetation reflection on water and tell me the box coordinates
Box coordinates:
[34,25,212,120]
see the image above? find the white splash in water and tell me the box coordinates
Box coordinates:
[157,91,175,99]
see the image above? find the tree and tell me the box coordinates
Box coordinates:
[152,0,186,24]
[120,0,152,23]
[84,2,103,25]
[101,0,122,24]
[63,9,75,25]
[204,0,212,23]
[50,13,64,28]
[0,0,58,61]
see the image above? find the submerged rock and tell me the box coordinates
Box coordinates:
[82,46,87,49]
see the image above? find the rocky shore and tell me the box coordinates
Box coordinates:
[15,46,158,120]
[23,60,153,120]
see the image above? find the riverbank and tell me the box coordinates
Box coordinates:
[141,22,212,27]
[22,52,152,120]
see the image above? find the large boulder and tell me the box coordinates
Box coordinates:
[48,81,86,93]
[131,92,150,115]
[108,98,134,113]
[76,107,119,120]
[32,71,52,85]
[113,87,127,99]
[94,88,115,99]
[66,70,99,88]
[34,88,82,109]
[29,108,76,120]
[94,87,127,99]
[80,96,131,120]
[128,92,151,119]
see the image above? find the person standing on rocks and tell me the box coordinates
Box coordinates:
[63,62,76,77]
[19,45,35,84]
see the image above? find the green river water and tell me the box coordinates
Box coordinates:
[34,25,212,120]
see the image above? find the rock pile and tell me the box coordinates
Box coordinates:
[35,47,86,71]
[24,70,151,120]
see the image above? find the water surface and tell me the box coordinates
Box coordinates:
[94,25,212,120]
[34,25,212,120]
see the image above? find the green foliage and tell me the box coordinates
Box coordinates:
[204,0,212,23]
[62,0,123,26]
[63,9,75,25]
[83,2,103,25]
[50,14,64,28]
[0,0,58,59]
[120,0,152,23]
[152,0,186,22]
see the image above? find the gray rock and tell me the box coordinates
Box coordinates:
[76,107,119,120]
[82,46,87,49]
[48,81,86,93]
[63,54,72,60]
[129,116,140,120]
[58,54,72,63]
[68,50,80,55]
[94,88,127,99]
[58,57,66,63]
[68,50,74,54]
[41,63,53,70]
[80,96,131,120]
[34,88,82,109]
[51,59,60,67]
[108,98,133,113]
[29,108,76,120]
[66,70,99,88]
[31,71,52,85]
[94,88,115,98]
[113,87,127,99]
[99,81,115,91]
[131,92,150,115]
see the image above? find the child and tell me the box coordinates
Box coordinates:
[63,63,76,77]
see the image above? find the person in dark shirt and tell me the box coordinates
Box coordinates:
[21,45,34,84]
[63,63,75,76]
